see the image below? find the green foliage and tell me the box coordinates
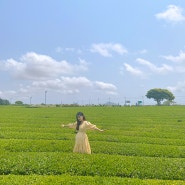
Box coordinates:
[1,175,184,185]
[0,106,185,184]
[0,98,10,105]
[14,101,24,105]
[0,152,185,179]
[146,88,175,105]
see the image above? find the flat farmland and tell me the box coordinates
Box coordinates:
[0,105,185,185]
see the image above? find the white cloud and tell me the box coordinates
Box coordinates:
[2,52,88,80]
[31,76,93,94]
[1,76,117,98]
[136,58,173,74]
[95,81,117,95]
[123,63,143,76]
[56,47,77,52]
[78,58,89,71]
[5,58,26,72]
[162,51,185,63]
[155,5,185,22]
[0,52,118,102]
[30,77,117,95]
[123,58,173,78]
[56,47,82,55]
[167,81,185,93]
[138,49,147,54]
[90,43,128,57]
[0,90,17,100]
[95,81,117,90]
[59,76,93,92]
[175,66,185,73]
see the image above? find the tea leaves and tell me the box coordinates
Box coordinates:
[0,106,185,184]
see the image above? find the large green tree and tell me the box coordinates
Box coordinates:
[146,88,175,105]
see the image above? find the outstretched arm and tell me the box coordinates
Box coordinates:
[94,127,105,132]
[61,122,76,129]
[85,121,105,132]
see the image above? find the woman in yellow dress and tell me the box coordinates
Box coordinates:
[61,112,104,154]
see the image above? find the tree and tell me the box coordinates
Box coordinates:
[0,98,10,105]
[146,88,175,105]
[15,101,24,105]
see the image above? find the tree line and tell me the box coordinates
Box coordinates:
[0,88,175,106]
[0,98,24,105]
[0,98,10,105]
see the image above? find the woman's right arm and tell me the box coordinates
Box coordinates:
[61,122,77,129]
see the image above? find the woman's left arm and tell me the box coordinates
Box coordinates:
[86,121,104,132]
[94,127,104,132]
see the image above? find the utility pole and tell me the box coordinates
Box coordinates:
[45,91,47,105]
[30,96,32,105]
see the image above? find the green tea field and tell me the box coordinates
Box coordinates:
[0,105,185,184]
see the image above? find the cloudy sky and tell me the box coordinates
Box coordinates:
[1,0,185,105]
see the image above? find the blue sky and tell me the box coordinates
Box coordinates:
[1,0,185,105]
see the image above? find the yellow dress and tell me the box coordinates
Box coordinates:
[68,121,97,154]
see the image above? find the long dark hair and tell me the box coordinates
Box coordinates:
[76,112,86,130]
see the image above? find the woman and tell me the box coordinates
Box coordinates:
[61,112,104,154]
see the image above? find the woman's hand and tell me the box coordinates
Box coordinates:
[95,127,106,132]
[101,129,107,132]
[61,124,65,128]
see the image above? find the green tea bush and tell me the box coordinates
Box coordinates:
[0,175,185,185]
[0,152,184,180]
[0,106,185,184]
